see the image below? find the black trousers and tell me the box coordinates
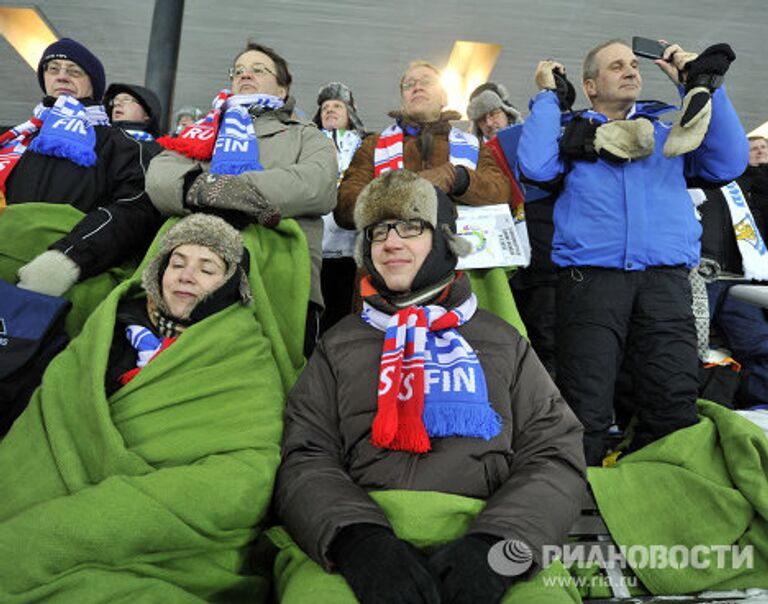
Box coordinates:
[555,266,699,465]
[511,281,557,379]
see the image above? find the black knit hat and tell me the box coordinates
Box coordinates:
[37,37,106,100]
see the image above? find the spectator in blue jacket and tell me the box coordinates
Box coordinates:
[518,39,748,465]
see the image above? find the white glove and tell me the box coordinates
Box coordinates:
[663,86,712,158]
[17,250,80,297]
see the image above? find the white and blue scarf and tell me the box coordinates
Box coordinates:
[209,93,284,175]
[719,181,768,281]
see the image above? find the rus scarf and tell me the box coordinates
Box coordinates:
[0,96,109,195]
[361,287,500,453]
[118,324,176,386]
[157,90,284,175]
[373,122,479,177]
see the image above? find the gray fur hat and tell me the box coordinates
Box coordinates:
[312,81,365,132]
[142,214,252,320]
[353,170,471,295]
[467,82,522,138]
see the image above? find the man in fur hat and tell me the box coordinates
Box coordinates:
[335,60,510,230]
[467,82,522,141]
[2,38,160,301]
[274,170,586,604]
[518,39,748,465]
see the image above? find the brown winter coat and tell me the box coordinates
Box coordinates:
[334,110,511,229]
[274,275,586,568]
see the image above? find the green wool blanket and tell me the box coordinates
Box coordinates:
[266,490,581,604]
[0,203,137,336]
[468,267,527,338]
[0,272,287,601]
[589,399,768,595]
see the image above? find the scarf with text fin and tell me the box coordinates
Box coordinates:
[0,97,108,194]
[373,122,479,178]
[362,293,500,453]
[157,90,284,175]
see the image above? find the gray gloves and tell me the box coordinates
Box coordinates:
[185,172,281,228]
[663,86,712,157]
[17,250,80,297]
[594,118,655,162]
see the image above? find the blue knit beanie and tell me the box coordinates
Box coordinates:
[37,38,105,100]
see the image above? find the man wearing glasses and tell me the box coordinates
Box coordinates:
[274,170,585,603]
[2,38,159,313]
[336,60,510,229]
[147,41,337,356]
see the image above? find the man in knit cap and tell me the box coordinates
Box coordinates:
[466,82,522,141]
[275,170,585,604]
[1,37,160,304]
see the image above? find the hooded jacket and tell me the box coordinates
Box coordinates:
[103,83,163,137]
[335,110,511,230]
[275,274,586,568]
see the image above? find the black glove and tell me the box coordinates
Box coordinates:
[559,116,598,162]
[428,533,517,604]
[682,43,735,93]
[553,69,576,112]
[185,172,281,228]
[329,523,440,604]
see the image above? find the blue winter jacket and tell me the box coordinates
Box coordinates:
[518,88,748,270]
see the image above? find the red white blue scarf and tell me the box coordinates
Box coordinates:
[0,96,108,194]
[118,324,176,385]
[373,123,480,177]
[362,292,500,453]
[158,90,284,175]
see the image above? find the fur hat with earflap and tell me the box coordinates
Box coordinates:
[312,82,365,132]
[141,214,252,335]
[353,170,472,302]
[466,82,522,138]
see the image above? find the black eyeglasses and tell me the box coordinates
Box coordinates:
[365,219,430,242]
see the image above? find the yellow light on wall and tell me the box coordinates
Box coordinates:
[441,41,502,118]
[0,7,59,70]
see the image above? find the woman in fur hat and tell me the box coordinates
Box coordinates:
[0,213,286,603]
[313,81,368,334]
[272,170,586,604]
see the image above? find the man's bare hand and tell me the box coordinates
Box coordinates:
[655,42,698,85]
[535,60,566,91]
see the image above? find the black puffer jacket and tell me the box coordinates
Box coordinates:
[275,275,586,568]
[5,102,161,279]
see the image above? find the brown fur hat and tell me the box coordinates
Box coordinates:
[142,214,252,319]
[352,171,472,296]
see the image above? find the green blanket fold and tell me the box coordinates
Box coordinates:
[0,203,137,336]
[0,271,286,601]
[589,399,768,595]
[266,490,580,604]
[468,267,527,337]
